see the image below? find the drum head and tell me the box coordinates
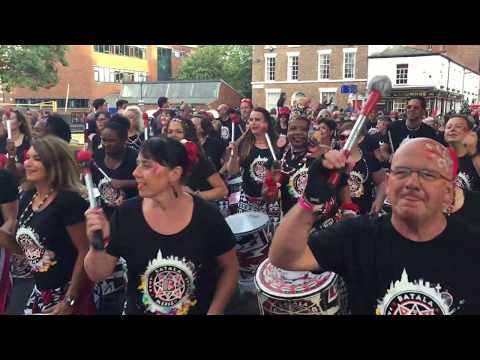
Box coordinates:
[255,258,336,299]
[226,212,269,236]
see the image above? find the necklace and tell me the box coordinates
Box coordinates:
[406,121,421,131]
[18,189,55,227]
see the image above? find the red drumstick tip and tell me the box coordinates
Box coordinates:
[77,150,92,163]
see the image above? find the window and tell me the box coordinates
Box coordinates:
[98,67,105,82]
[343,51,356,79]
[427,45,432,50]
[320,89,337,105]
[287,54,299,81]
[93,66,99,81]
[265,89,281,111]
[396,64,408,85]
[318,53,330,80]
[392,99,407,113]
[114,45,120,55]
[265,54,276,81]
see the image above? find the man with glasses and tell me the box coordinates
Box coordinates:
[269,137,480,314]
[387,96,443,154]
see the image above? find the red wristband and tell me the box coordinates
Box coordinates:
[341,201,360,214]
[298,197,314,212]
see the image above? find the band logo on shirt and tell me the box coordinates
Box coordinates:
[250,156,268,184]
[288,164,308,199]
[16,226,56,273]
[456,171,472,191]
[98,177,125,207]
[376,268,462,315]
[139,250,198,315]
[221,126,230,141]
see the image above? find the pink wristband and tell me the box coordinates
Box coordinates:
[298,197,314,212]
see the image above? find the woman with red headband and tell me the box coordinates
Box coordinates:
[227,107,281,233]
[84,136,239,315]
[165,117,228,203]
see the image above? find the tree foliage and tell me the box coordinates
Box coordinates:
[0,45,68,91]
[176,45,252,98]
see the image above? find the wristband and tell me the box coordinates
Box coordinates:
[298,196,314,212]
[341,201,360,214]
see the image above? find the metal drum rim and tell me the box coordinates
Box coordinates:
[225,211,270,237]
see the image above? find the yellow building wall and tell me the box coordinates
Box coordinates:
[92,48,149,72]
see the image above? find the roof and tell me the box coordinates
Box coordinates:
[119,79,240,105]
[369,46,441,58]
[369,46,480,76]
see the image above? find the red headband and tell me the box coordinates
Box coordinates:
[240,98,253,106]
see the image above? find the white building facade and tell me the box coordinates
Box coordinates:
[368,51,480,115]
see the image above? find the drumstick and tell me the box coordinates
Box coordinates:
[77,150,104,251]
[143,112,149,140]
[327,75,392,188]
[91,160,112,182]
[5,109,12,140]
[264,133,277,161]
[230,113,240,157]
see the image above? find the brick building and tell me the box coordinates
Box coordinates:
[251,45,369,111]
[12,45,194,111]
[410,45,480,74]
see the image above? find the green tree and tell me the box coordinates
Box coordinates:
[0,45,68,91]
[176,45,252,98]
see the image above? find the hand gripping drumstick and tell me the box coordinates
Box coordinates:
[77,150,105,250]
[328,75,392,188]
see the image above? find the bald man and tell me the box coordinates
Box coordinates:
[270,138,480,314]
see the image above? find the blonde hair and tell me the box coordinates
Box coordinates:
[25,135,85,195]
[125,105,144,133]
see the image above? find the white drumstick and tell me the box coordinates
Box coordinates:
[264,133,277,161]
[92,161,112,182]
[6,120,12,140]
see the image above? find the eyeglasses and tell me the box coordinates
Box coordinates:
[338,134,350,141]
[388,167,452,182]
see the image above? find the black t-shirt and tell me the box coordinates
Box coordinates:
[308,214,480,314]
[202,136,227,172]
[91,134,102,153]
[387,120,443,153]
[92,147,139,219]
[106,196,236,315]
[187,155,216,192]
[451,190,480,235]
[241,146,277,197]
[16,190,89,291]
[219,119,244,145]
[456,155,480,192]
[0,170,19,226]
[348,151,382,214]
[0,135,31,164]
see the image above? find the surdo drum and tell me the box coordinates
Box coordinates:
[255,259,348,315]
[225,211,271,292]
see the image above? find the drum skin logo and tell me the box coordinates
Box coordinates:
[138,250,198,315]
[376,269,462,315]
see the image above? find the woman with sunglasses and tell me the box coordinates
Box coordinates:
[84,137,239,315]
[336,122,386,215]
[227,107,281,232]
[165,117,228,202]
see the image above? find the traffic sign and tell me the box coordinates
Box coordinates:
[340,85,358,94]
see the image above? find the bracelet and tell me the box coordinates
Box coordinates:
[341,201,360,214]
[298,197,314,212]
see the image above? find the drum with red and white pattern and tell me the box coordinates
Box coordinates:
[226,211,270,292]
[254,258,348,315]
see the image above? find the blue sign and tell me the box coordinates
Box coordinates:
[340,85,358,94]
